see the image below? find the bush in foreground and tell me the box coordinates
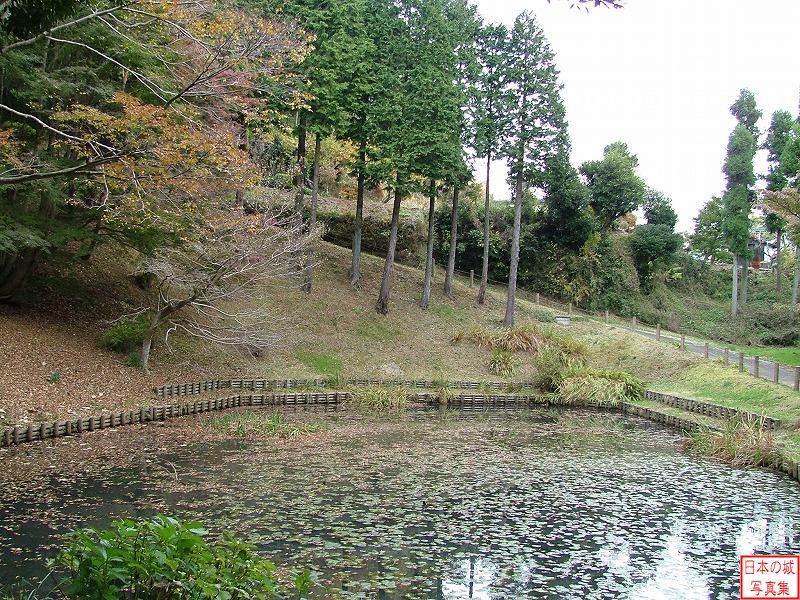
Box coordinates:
[48,516,311,599]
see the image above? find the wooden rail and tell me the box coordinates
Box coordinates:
[644,391,781,430]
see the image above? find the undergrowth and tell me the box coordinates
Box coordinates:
[209,410,327,439]
[347,386,408,411]
[685,415,781,468]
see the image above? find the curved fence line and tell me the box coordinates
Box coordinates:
[2,389,796,483]
[152,378,538,398]
[645,391,781,430]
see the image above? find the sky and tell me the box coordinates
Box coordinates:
[470,0,800,233]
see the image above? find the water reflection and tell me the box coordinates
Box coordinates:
[0,407,798,599]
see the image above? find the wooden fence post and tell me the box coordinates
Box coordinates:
[605,309,609,324]
[754,356,760,379]
[795,367,800,391]
[536,292,540,305]
[724,348,729,364]
[680,333,685,350]
[569,303,573,317]
[739,352,745,373]
[773,363,780,384]
[631,317,637,331]
[656,324,661,341]
[469,270,474,287]
[704,343,709,359]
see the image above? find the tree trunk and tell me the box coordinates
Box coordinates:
[376,176,403,315]
[420,179,436,309]
[793,246,800,305]
[731,257,739,317]
[477,153,491,305]
[504,163,524,327]
[350,138,366,288]
[302,132,321,294]
[776,229,782,299]
[234,189,244,210]
[140,335,153,371]
[294,115,307,218]
[443,184,458,299]
[741,257,748,305]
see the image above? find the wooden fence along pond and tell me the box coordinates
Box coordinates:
[1,378,797,483]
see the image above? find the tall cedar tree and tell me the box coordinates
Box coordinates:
[472,23,508,305]
[374,0,463,314]
[265,0,370,292]
[416,0,471,310]
[343,0,387,288]
[442,0,479,300]
[499,12,566,327]
[764,109,795,298]
[721,89,760,316]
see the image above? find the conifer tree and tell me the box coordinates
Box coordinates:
[498,12,566,327]
[472,23,508,305]
[721,89,760,316]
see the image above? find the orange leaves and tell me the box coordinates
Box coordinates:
[0,129,23,168]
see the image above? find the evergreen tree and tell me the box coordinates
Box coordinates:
[643,188,678,229]
[580,142,645,230]
[472,23,508,305]
[498,11,566,327]
[721,89,760,316]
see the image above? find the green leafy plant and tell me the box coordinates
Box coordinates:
[48,371,61,384]
[488,350,516,377]
[52,515,306,598]
[101,316,149,354]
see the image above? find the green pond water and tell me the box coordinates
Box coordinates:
[1,406,799,599]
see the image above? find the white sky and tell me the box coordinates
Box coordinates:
[471,0,800,233]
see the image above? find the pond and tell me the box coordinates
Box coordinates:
[1,406,799,598]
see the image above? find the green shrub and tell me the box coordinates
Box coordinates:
[101,316,149,353]
[313,210,424,262]
[533,347,584,392]
[488,350,516,377]
[53,516,309,598]
[685,416,781,468]
[532,307,556,323]
[48,371,61,384]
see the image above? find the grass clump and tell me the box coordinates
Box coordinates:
[533,347,584,392]
[101,315,148,353]
[210,410,327,439]
[555,369,645,408]
[452,325,547,353]
[685,415,781,468]
[348,386,408,411]
[295,350,342,376]
[430,373,456,404]
[488,350,517,377]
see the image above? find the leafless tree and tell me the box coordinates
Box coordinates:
[131,207,316,369]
